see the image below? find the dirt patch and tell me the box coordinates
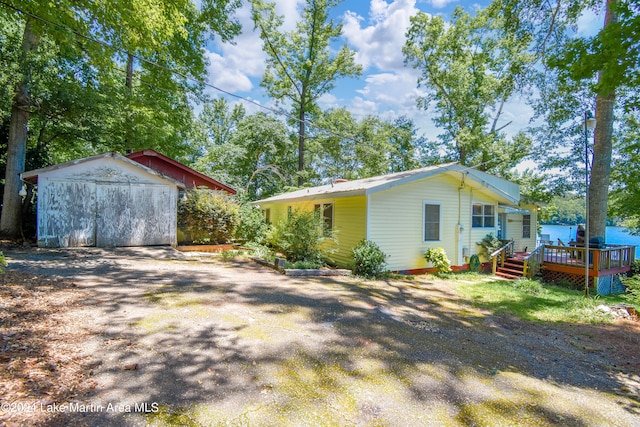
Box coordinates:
[0,270,95,427]
[2,247,640,426]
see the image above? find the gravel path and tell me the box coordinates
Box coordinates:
[4,246,640,426]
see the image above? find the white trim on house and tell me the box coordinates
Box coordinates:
[22,152,186,189]
[422,201,442,243]
[365,196,371,240]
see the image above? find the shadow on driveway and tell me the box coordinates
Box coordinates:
[4,247,640,426]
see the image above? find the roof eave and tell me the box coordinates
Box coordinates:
[21,152,186,189]
[127,149,236,194]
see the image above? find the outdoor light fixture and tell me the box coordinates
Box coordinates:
[584,111,596,296]
[18,185,27,198]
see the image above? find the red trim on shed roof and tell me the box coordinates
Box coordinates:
[126,149,236,194]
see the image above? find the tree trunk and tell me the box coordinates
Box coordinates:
[0,20,39,238]
[297,104,305,187]
[124,53,134,149]
[126,52,134,90]
[588,0,617,243]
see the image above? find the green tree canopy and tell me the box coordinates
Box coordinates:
[251,0,362,186]
[403,6,533,174]
[0,0,241,236]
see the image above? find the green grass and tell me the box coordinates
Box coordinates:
[456,277,635,324]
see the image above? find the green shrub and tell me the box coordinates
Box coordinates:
[220,250,238,262]
[477,233,503,259]
[630,259,640,276]
[178,189,240,244]
[352,240,388,278]
[424,247,452,274]
[246,243,275,262]
[235,203,269,244]
[266,209,328,263]
[621,275,640,306]
[285,260,324,269]
[511,278,544,295]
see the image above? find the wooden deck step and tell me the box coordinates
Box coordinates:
[498,267,525,276]
[496,270,522,279]
[495,256,526,279]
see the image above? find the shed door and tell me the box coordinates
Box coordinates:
[95,183,175,247]
[38,180,97,247]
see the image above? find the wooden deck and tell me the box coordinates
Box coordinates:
[541,244,635,277]
[492,242,636,285]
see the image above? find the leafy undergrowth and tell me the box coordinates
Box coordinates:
[0,271,94,426]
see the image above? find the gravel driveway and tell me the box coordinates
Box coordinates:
[4,246,640,426]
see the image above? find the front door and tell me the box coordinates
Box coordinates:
[498,213,507,240]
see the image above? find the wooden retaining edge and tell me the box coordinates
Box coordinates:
[177,244,234,253]
[250,257,351,276]
[284,269,352,277]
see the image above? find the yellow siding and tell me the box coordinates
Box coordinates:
[258,196,366,268]
[369,175,502,271]
[370,174,461,271]
[467,189,499,264]
[259,176,529,272]
[504,204,538,252]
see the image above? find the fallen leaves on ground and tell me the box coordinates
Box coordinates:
[0,270,94,426]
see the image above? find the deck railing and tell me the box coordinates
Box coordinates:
[522,245,544,278]
[491,240,514,274]
[542,244,635,273]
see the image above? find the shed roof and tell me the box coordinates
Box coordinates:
[255,163,520,205]
[21,152,186,189]
[126,149,236,194]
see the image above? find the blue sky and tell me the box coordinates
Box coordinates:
[203,0,603,145]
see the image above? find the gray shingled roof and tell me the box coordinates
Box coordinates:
[255,162,520,205]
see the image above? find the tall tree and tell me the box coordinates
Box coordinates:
[0,0,241,237]
[312,109,426,181]
[190,98,246,184]
[251,0,361,186]
[494,0,639,241]
[403,6,533,174]
[610,113,640,233]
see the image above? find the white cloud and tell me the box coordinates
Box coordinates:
[427,0,458,9]
[204,0,309,99]
[342,0,422,71]
[274,0,304,30]
[576,6,603,37]
[204,3,265,96]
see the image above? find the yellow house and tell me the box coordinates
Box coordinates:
[254,163,538,273]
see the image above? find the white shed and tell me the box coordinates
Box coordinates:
[22,152,184,248]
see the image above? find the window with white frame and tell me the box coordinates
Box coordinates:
[314,203,333,235]
[522,214,531,238]
[262,208,271,225]
[423,203,440,241]
[472,204,495,228]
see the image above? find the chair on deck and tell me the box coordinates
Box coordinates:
[538,234,552,246]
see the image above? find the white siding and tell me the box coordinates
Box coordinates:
[36,157,178,248]
[369,174,469,271]
[504,204,538,252]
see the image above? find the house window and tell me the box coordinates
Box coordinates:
[262,208,271,225]
[287,206,292,219]
[314,203,333,235]
[522,214,531,239]
[423,203,440,241]
[472,204,495,228]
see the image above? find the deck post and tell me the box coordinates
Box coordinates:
[492,256,498,274]
[592,249,600,272]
